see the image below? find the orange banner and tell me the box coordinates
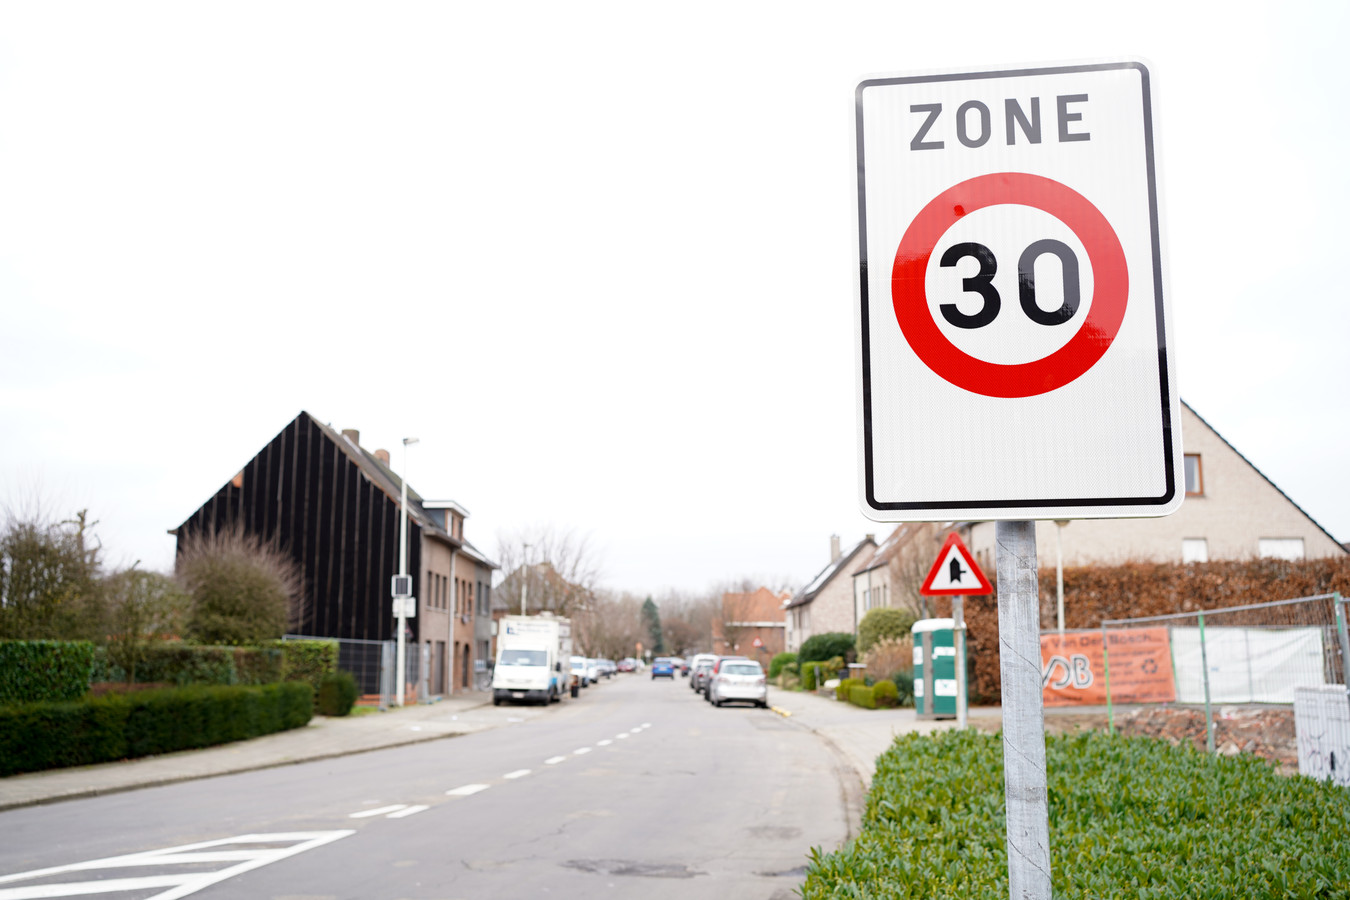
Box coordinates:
[1040,627,1176,706]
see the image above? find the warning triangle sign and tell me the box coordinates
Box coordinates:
[919,532,992,595]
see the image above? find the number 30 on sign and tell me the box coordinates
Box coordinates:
[854,60,1182,523]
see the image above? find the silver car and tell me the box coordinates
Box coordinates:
[708,659,768,708]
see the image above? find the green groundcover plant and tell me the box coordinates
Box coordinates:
[802,729,1350,899]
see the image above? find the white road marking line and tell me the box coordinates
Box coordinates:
[386,805,429,819]
[446,783,491,797]
[544,755,567,765]
[596,739,612,746]
[573,747,591,755]
[349,805,407,818]
[0,831,352,900]
[503,769,531,779]
[642,722,652,728]
[616,733,630,739]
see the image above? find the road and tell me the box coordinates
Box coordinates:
[0,672,853,899]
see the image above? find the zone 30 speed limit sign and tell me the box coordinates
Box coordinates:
[855,60,1182,521]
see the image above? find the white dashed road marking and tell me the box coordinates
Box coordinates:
[573,747,591,755]
[596,739,612,746]
[446,784,491,797]
[350,805,407,818]
[503,769,531,780]
[616,733,629,739]
[386,805,429,819]
[0,832,352,900]
[545,756,567,765]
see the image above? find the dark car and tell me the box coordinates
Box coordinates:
[650,657,676,679]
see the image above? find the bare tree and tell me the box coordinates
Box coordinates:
[573,589,643,659]
[494,525,603,619]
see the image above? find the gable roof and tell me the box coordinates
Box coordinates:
[785,536,877,610]
[1183,400,1344,552]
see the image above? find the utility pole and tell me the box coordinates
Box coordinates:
[396,436,419,707]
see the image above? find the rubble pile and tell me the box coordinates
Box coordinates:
[1120,706,1298,767]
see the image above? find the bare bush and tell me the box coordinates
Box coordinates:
[864,635,914,682]
[175,526,305,645]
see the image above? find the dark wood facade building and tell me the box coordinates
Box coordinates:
[172,411,496,695]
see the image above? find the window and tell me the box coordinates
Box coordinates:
[1184,454,1203,495]
[1182,538,1208,563]
[1259,538,1304,561]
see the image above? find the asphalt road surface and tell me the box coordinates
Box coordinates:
[0,672,853,899]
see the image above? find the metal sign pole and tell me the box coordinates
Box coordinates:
[995,520,1051,900]
[953,595,967,729]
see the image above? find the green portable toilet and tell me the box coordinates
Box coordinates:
[913,618,962,720]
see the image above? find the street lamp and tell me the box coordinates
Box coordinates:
[1054,520,1070,635]
[520,542,531,615]
[396,436,420,707]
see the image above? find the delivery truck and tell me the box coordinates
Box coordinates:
[491,614,575,706]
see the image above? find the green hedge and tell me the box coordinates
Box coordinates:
[848,684,877,709]
[91,644,285,687]
[802,729,1350,898]
[0,641,96,704]
[274,639,338,692]
[0,682,312,776]
[768,651,798,679]
[316,671,358,717]
[836,677,866,701]
[799,632,855,665]
[872,679,899,708]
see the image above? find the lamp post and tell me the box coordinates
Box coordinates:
[1054,520,1069,635]
[520,542,531,615]
[396,436,420,707]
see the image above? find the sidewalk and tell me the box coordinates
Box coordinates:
[768,686,1004,789]
[0,692,498,811]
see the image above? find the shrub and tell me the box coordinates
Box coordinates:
[858,607,918,654]
[317,671,358,716]
[768,651,798,679]
[0,640,95,704]
[863,636,914,683]
[836,677,866,701]
[889,670,915,707]
[848,684,877,709]
[176,525,305,645]
[274,639,338,692]
[0,682,312,776]
[872,679,899,708]
[802,662,820,692]
[799,632,855,665]
[802,729,1350,898]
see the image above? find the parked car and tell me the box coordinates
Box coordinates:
[616,658,638,673]
[707,658,768,708]
[687,653,718,688]
[690,659,716,693]
[570,655,591,688]
[650,657,676,679]
[586,659,602,683]
[704,656,750,700]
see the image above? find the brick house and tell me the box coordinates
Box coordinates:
[712,586,790,665]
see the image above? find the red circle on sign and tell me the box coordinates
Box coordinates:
[891,172,1128,398]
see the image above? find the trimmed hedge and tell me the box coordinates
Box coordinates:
[802,729,1350,898]
[872,679,899,708]
[0,641,96,704]
[799,632,855,665]
[0,682,312,776]
[768,651,798,679]
[836,677,866,701]
[316,671,358,717]
[91,643,285,687]
[848,684,877,709]
[274,639,338,692]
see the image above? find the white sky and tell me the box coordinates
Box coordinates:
[1,1,1345,596]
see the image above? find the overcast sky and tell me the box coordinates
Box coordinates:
[1,1,1345,596]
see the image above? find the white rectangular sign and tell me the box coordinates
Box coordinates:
[856,60,1181,521]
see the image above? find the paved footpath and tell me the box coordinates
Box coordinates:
[0,684,1006,812]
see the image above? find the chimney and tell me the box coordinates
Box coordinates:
[865,533,875,543]
[374,448,391,467]
[830,534,841,562]
[341,428,360,446]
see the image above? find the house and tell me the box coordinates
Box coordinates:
[170,411,497,700]
[712,586,790,663]
[851,522,958,625]
[784,534,877,652]
[962,402,1345,571]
